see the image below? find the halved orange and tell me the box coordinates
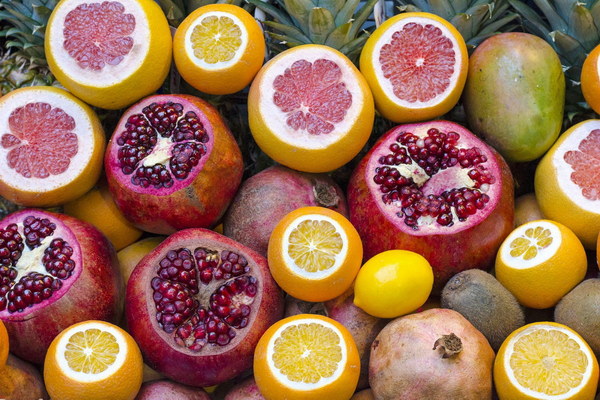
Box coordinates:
[45,0,172,110]
[44,320,143,400]
[248,44,375,173]
[359,12,468,123]
[535,119,600,249]
[254,314,360,400]
[173,3,265,95]
[267,206,363,302]
[0,86,105,207]
[494,322,599,400]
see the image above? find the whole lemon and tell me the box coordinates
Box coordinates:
[354,250,433,318]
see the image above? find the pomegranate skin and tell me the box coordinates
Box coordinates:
[223,165,348,256]
[224,376,265,400]
[126,228,285,387]
[135,379,210,400]
[105,94,244,234]
[369,308,494,400]
[347,121,514,290]
[0,210,122,364]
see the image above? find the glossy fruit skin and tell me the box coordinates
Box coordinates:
[105,94,244,235]
[581,43,600,115]
[463,32,565,162]
[126,228,284,387]
[0,210,122,365]
[347,121,514,291]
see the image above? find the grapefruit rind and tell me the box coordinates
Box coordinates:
[0,86,105,207]
[535,119,600,249]
[248,44,374,173]
[45,0,172,110]
[498,220,561,270]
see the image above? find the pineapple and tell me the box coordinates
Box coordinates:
[246,0,380,62]
[394,0,520,49]
[157,0,251,27]
[508,0,600,123]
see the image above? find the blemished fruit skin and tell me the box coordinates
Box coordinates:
[0,354,49,400]
[463,32,565,162]
[135,379,211,399]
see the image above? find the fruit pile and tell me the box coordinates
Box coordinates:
[1,0,600,399]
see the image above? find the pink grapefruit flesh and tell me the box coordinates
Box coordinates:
[563,129,600,201]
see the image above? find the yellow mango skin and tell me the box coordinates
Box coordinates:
[463,32,565,163]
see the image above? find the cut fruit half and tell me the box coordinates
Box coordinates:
[44,320,143,400]
[0,86,105,207]
[268,207,363,302]
[535,119,600,249]
[359,12,468,123]
[173,3,265,95]
[253,314,360,400]
[45,0,172,110]
[248,44,375,173]
[495,220,587,309]
[494,322,599,400]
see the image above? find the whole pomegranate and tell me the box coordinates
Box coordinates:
[105,94,244,234]
[135,379,210,400]
[126,228,284,387]
[223,165,347,256]
[0,354,49,400]
[223,376,265,400]
[348,120,514,289]
[369,308,494,399]
[0,209,121,364]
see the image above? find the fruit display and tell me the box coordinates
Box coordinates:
[3,0,600,399]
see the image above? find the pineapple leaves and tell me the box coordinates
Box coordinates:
[156,0,186,27]
[283,0,314,29]
[325,21,352,49]
[532,0,568,32]
[335,0,361,26]
[427,0,456,21]
[246,0,294,26]
[317,0,345,16]
[568,4,600,52]
[450,5,492,42]
[308,7,335,44]
[263,21,312,44]
[592,2,600,33]
[347,0,379,40]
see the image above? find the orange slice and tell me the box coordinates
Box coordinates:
[359,12,468,123]
[495,220,587,309]
[248,44,375,173]
[494,322,599,400]
[267,206,363,302]
[45,0,172,110]
[253,314,360,400]
[173,4,265,95]
[535,119,600,248]
[0,86,105,207]
[44,320,143,400]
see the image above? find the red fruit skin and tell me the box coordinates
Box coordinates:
[126,228,285,387]
[1,211,122,364]
[224,165,348,256]
[347,122,514,290]
[135,379,210,400]
[369,308,495,400]
[106,94,244,234]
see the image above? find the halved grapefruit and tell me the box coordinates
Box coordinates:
[248,44,375,173]
[45,0,172,110]
[535,119,600,249]
[359,12,468,123]
[0,86,105,207]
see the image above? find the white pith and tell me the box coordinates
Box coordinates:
[184,11,248,70]
[552,120,600,214]
[0,88,96,192]
[280,214,348,280]
[371,16,463,108]
[142,135,172,167]
[257,47,366,149]
[499,220,561,269]
[13,235,55,281]
[266,318,347,390]
[503,324,594,399]
[47,0,150,87]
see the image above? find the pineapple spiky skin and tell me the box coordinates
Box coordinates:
[0,52,60,95]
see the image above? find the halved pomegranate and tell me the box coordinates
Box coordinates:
[0,209,121,364]
[126,228,284,387]
[348,121,514,289]
[105,94,244,234]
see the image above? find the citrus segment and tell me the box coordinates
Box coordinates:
[495,220,587,309]
[268,206,362,302]
[0,86,105,207]
[248,44,374,173]
[44,320,143,400]
[535,119,600,248]
[173,4,265,95]
[359,12,468,123]
[46,0,172,110]
[494,322,599,400]
[254,314,360,400]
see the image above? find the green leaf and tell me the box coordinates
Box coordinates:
[554,0,579,20]
[334,0,359,26]
[316,0,344,16]
[246,0,294,25]
[450,5,492,42]
[267,32,305,47]
[263,20,312,43]
[324,21,351,49]
[551,30,586,66]
[532,0,568,32]
[308,7,335,44]
[284,0,314,30]
[428,0,455,21]
[590,1,600,34]
[348,0,378,40]
[477,13,520,36]
[567,4,600,52]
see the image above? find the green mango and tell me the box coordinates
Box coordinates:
[462,32,565,162]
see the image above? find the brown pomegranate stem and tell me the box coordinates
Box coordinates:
[313,180,340,208]
[433,333,462,359]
